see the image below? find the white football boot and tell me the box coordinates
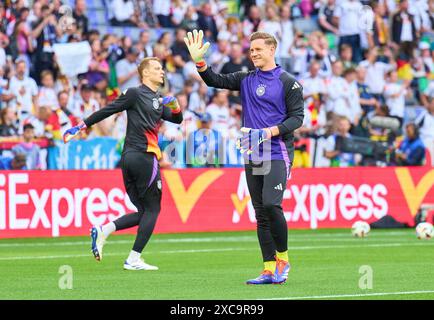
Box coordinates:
[123,258,159,271]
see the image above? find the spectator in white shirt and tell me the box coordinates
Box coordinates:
[419,0,434,33]
[325,60,348,115]
[278,4,294,72]
[208,32,230,74]
[390,0,418,59]
[298,62,328,142]
[408,0,428,32]
[171,0,188,28]
[206,89,231,139]
[38,70,58,110]
[419,41,434,76]
[188,82,209,113]
[115,47,140,92]
[300,60,327,109]
[7,59,38,121]
[333,0,364,63]
[327,64,361,124]
[260,4,282,46]
[177,92,198,137]
[215,2,230,32]
[137,30,153,59]
[110,0,138,27]
[383,69,409,125]
[72,83,100,120]
[415,96,434,163]
[290,32,310,77]
[0,33,8,69]
[243,5,264,40]
[153,0,173,28]
[26,106,52,138]
[358,47,395,97]
[342,67,362,125]
[308,31,335,78]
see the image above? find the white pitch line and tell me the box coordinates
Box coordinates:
[0,242,432,261]
[0,237,414,248]
[0,248,246,261]
[260,290,434,300]
[285,231,413,238]
[287,242,434,250]
[0,233,418,248]
[0,236,257,247]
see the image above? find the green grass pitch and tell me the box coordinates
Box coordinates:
[1,228,434,300]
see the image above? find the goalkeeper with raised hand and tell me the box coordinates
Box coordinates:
[63,57,183,271]
[184,30,304,284]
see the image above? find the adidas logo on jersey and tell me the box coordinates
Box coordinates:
[274,183,283,191]
[292,82,301,90]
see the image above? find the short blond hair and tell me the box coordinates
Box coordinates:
[137,57,161,81]
[249,32,277,49]
[40,70,53,80]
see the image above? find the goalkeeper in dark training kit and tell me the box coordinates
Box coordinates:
[63,57,183,270]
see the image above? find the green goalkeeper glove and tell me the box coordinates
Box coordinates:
[183,29,211,63]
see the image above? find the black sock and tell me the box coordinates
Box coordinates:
[132,210,160,253]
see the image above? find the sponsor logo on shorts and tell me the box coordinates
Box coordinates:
[274,183,283,191]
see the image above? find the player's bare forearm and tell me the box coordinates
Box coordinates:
[254,126,279,140]
[268,126,280,138]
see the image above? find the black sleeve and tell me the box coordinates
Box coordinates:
[414,113,425,128]
[198,66,248,91]
[162,107,183,124]
[83,88,137,127]
[83,16,89,34]
[277,73,305,135]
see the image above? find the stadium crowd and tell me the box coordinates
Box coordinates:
[0,0,433,170]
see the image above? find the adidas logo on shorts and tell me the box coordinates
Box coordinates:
[292,82,301,90]
[274,183,283,191]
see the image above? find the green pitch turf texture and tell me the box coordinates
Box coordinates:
[1,228,434,300]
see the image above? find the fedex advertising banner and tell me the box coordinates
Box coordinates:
[0,167,433,238]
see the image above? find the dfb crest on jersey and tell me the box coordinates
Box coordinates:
[152,98,159,110]
[256,84,266,96]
